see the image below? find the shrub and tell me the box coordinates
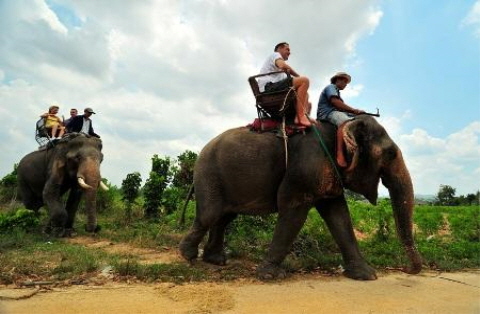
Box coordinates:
[0,208,39,233]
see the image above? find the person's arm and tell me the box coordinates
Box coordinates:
[89,123,100,138]
[274,58,300,77]
[330,97,365,114]
[40,112,48,118]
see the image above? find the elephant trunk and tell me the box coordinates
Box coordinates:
[77,158,101,233]
[381,150,422,274]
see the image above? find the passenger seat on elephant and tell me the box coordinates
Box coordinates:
[35,117,55,149]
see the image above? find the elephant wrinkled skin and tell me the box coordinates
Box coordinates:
[180,116,422,280]
[17,133,105,237]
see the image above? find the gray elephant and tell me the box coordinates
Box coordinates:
[17,133,107,237]
[180,115,422,280]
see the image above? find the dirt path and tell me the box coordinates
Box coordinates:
[1,271,479,314]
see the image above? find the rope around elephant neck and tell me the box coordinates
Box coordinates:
[279,87,297,169]
[311,125,344,188]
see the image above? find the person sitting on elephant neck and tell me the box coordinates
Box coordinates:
[316,72,365,168]
[65,107,100,138]
[40,105,65,139]
[257,42,314,127]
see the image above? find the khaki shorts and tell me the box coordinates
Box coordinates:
[327,110,355,126]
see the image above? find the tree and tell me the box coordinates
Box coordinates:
[121,172,142,221]
[0,164,18,204]
[172,150,197,190]
[164,150,197,215]
[143,155,171,219]
[436,184,457,206]
[466,193,478,206]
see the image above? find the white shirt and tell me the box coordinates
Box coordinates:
[257,52,288,92]
[81,117,91,134]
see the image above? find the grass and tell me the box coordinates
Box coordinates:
[0,200,478,285]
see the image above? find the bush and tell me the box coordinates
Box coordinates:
[0,164,18,204]
[0,208,39,233]
[96,179,120,214]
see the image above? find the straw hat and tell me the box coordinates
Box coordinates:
[330,72,351,84]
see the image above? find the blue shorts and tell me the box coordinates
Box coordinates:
[326,110,355,126]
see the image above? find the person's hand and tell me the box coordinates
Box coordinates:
[352,109,365,115]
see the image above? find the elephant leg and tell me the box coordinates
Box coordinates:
[23,196,43,213]
[64,188,83,237]
[316,196,377,280]
[43,182,67,237]
[19,183,43,213]
[257,205,310,280]
[203,213,237,265]
[179,218,210,262]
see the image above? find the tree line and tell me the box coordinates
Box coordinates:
[435,184,479,206]
[0,155,478,222]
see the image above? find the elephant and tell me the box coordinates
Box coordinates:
[17,133,108,237]
[179,115,422,280]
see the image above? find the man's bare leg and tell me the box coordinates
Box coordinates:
[292,76,312,127]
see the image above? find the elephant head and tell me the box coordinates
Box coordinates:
[53,133,106,232]
[339,115,422,274]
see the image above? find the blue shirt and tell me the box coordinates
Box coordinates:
[316,84,342,120]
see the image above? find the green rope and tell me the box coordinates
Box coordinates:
[311,124,344,188]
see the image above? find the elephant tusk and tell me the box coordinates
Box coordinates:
[99,181,109,191]
[78,177,93,189]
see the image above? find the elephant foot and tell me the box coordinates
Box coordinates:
[44,225,67,238]
[256,262,287,281]
[179,240,199,262]
[343,262,377,280]
[202,250,227,266]
[64,228,77,238]
[84,224,101,233]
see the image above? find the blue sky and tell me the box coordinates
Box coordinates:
[351,1,479,138]
[0,0,478,196]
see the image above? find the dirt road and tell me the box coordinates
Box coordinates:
[1,271,479,314]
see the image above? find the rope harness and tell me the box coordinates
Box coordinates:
[278,86,297,168]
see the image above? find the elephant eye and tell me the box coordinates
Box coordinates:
[384,147,397,161]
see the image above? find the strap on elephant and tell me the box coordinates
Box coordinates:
[279,87,298,168]
[311,124,344,188]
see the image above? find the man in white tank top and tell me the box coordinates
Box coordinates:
[257,42,313,127]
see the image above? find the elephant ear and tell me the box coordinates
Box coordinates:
[342,118,380,204]
[48,144,70,184]
[343,119,367,172]
[50,158,66,183]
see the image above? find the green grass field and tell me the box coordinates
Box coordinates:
[0,200,478,284]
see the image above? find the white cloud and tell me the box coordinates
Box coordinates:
[1,0,477,199]
[398,122,480,196]
[461,0,480,37]
[0,0,385,187]
[342,84,364,98]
